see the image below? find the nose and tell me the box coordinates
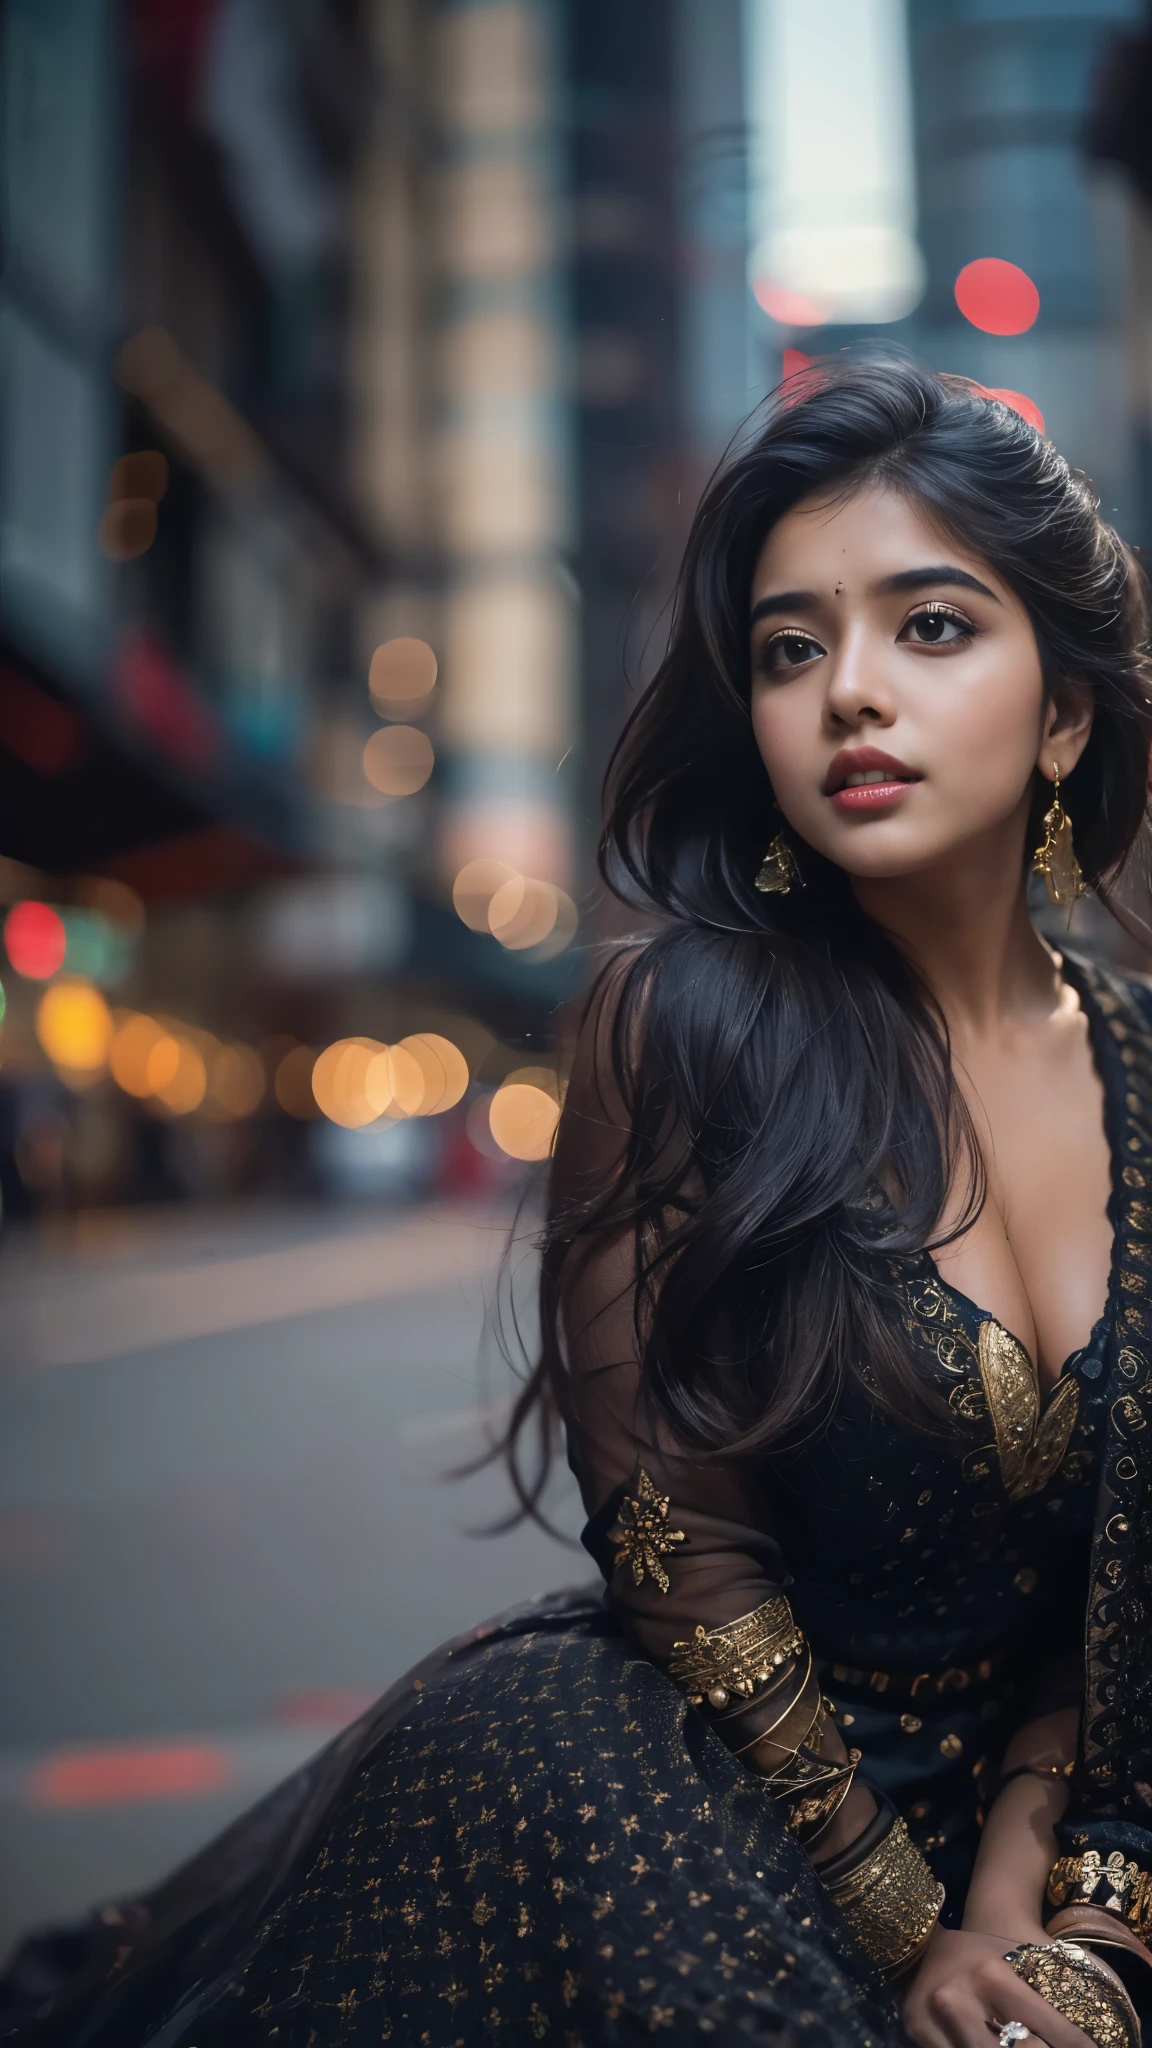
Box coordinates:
[822,625,897,731]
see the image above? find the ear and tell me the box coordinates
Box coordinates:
[1038,687,1093,780]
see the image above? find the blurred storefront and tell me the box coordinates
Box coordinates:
[0,0,582,1215]
[4,0,1152,1220]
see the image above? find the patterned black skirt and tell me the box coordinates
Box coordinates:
[0,1591,902,2047]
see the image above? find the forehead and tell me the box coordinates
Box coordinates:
[749,482,1013,606]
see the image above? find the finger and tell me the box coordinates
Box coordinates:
[982,1969,1096,2048]
[939,1993,1016,2048]
[901,2002,957,2048]
[920,1982,1018,2048]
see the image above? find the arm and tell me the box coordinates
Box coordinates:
[551,973,938,1976]
[962,1707,1078,1940]
[902,1710,1100,2048]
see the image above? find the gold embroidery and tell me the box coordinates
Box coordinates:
[610,1468,685,1593]
[667,1597,804,1706]
[976,1318,1079,1500]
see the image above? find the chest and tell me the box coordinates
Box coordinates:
[932,1014,1113,1392]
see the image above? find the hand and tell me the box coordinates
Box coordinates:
[902,1927,1097,2048]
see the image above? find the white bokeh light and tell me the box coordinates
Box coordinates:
[745,0,925,327]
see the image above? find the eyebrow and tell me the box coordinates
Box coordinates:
[748,563,1001,626]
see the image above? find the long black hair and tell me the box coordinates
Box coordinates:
[504,355,1152,1516]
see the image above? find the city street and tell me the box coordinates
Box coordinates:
[0,1198,582,1963]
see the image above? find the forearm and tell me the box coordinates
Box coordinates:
[961,1708,1077,1938]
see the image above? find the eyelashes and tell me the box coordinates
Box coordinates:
[755,601,979,675]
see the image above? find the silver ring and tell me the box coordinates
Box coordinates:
[998,2025,1031,2047]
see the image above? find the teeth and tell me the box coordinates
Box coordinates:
[843,769,897,787]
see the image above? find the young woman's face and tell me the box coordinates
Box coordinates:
[748,484,1090,880]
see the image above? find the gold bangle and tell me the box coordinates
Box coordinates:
[822,1816,944,1979]
[1047,1851,1152,1942]
[668,1595,805,1709]
[1005,1940,1140,2048]
[781,1749,862,1845]
[725,1648,816,1750]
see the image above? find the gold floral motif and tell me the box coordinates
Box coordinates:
[668,1596,804,1705]
[975,1318,1079,1500]
[609,1468,685,1593]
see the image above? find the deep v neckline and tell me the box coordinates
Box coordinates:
[923,951,1123,1403]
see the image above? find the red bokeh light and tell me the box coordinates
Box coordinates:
[5,900,66,979]
[954,259,1039,336]
[984,386,1045,434]
[31,1742,231,1808]
[753,278,829,327]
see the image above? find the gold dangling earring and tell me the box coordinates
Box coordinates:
[1031,760,1084,911]
[755,830,803,895]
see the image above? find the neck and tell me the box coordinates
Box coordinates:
[849,812,1061,1035]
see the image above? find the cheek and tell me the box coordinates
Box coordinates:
[917,651,1045,796]
[749,687,813,797]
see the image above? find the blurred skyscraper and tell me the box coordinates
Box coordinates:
[905,0,1146,532]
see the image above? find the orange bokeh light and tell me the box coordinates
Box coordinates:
[954,259,1039,336]
[452,859,518,932]
[311,1037,385,1128]
[368,637,438,711]
[362,725,435,797]
[488,1081,561,1162]
[274,1045,321,1119]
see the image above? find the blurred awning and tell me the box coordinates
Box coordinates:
[0,655,294,890]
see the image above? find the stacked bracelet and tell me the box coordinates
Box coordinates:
[668,1596,805,1709]
[820,1802,944,1979]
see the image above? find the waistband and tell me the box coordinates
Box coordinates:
[821,1652,1009,1702]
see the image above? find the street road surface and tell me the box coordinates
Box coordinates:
[0,1198,582,1962]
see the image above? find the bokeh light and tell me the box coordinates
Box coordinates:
[488,876,578,956]
[752,278,829,327]
[98,498,158,561]
[109,451,169,504]
[362,725,435,797]
[5,901,67,979]
[368,1033,470,1118]
[209,1043,265,1118]
[488,1080,561,1161]
[152,1037,208,1115]
[368,637,438,713]
[109,1012,170,1096]
[954,258,1039,335]
[984,386,1045,434]
[311,1038,385,1127]
[274,1045,321,1119]
[0,974,6,1031]
[60,909,134,986]
[77,878,145,935]
[35,979,114,1075]
[452,859,518,932]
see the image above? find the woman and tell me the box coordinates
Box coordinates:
[5,358,1152,2047]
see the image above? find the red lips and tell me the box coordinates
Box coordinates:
[823,746,919,795]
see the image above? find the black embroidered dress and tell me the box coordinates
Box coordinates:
[3,958,1151,2048]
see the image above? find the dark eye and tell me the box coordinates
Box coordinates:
[900,605,974,648]
[759,630,825,675]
